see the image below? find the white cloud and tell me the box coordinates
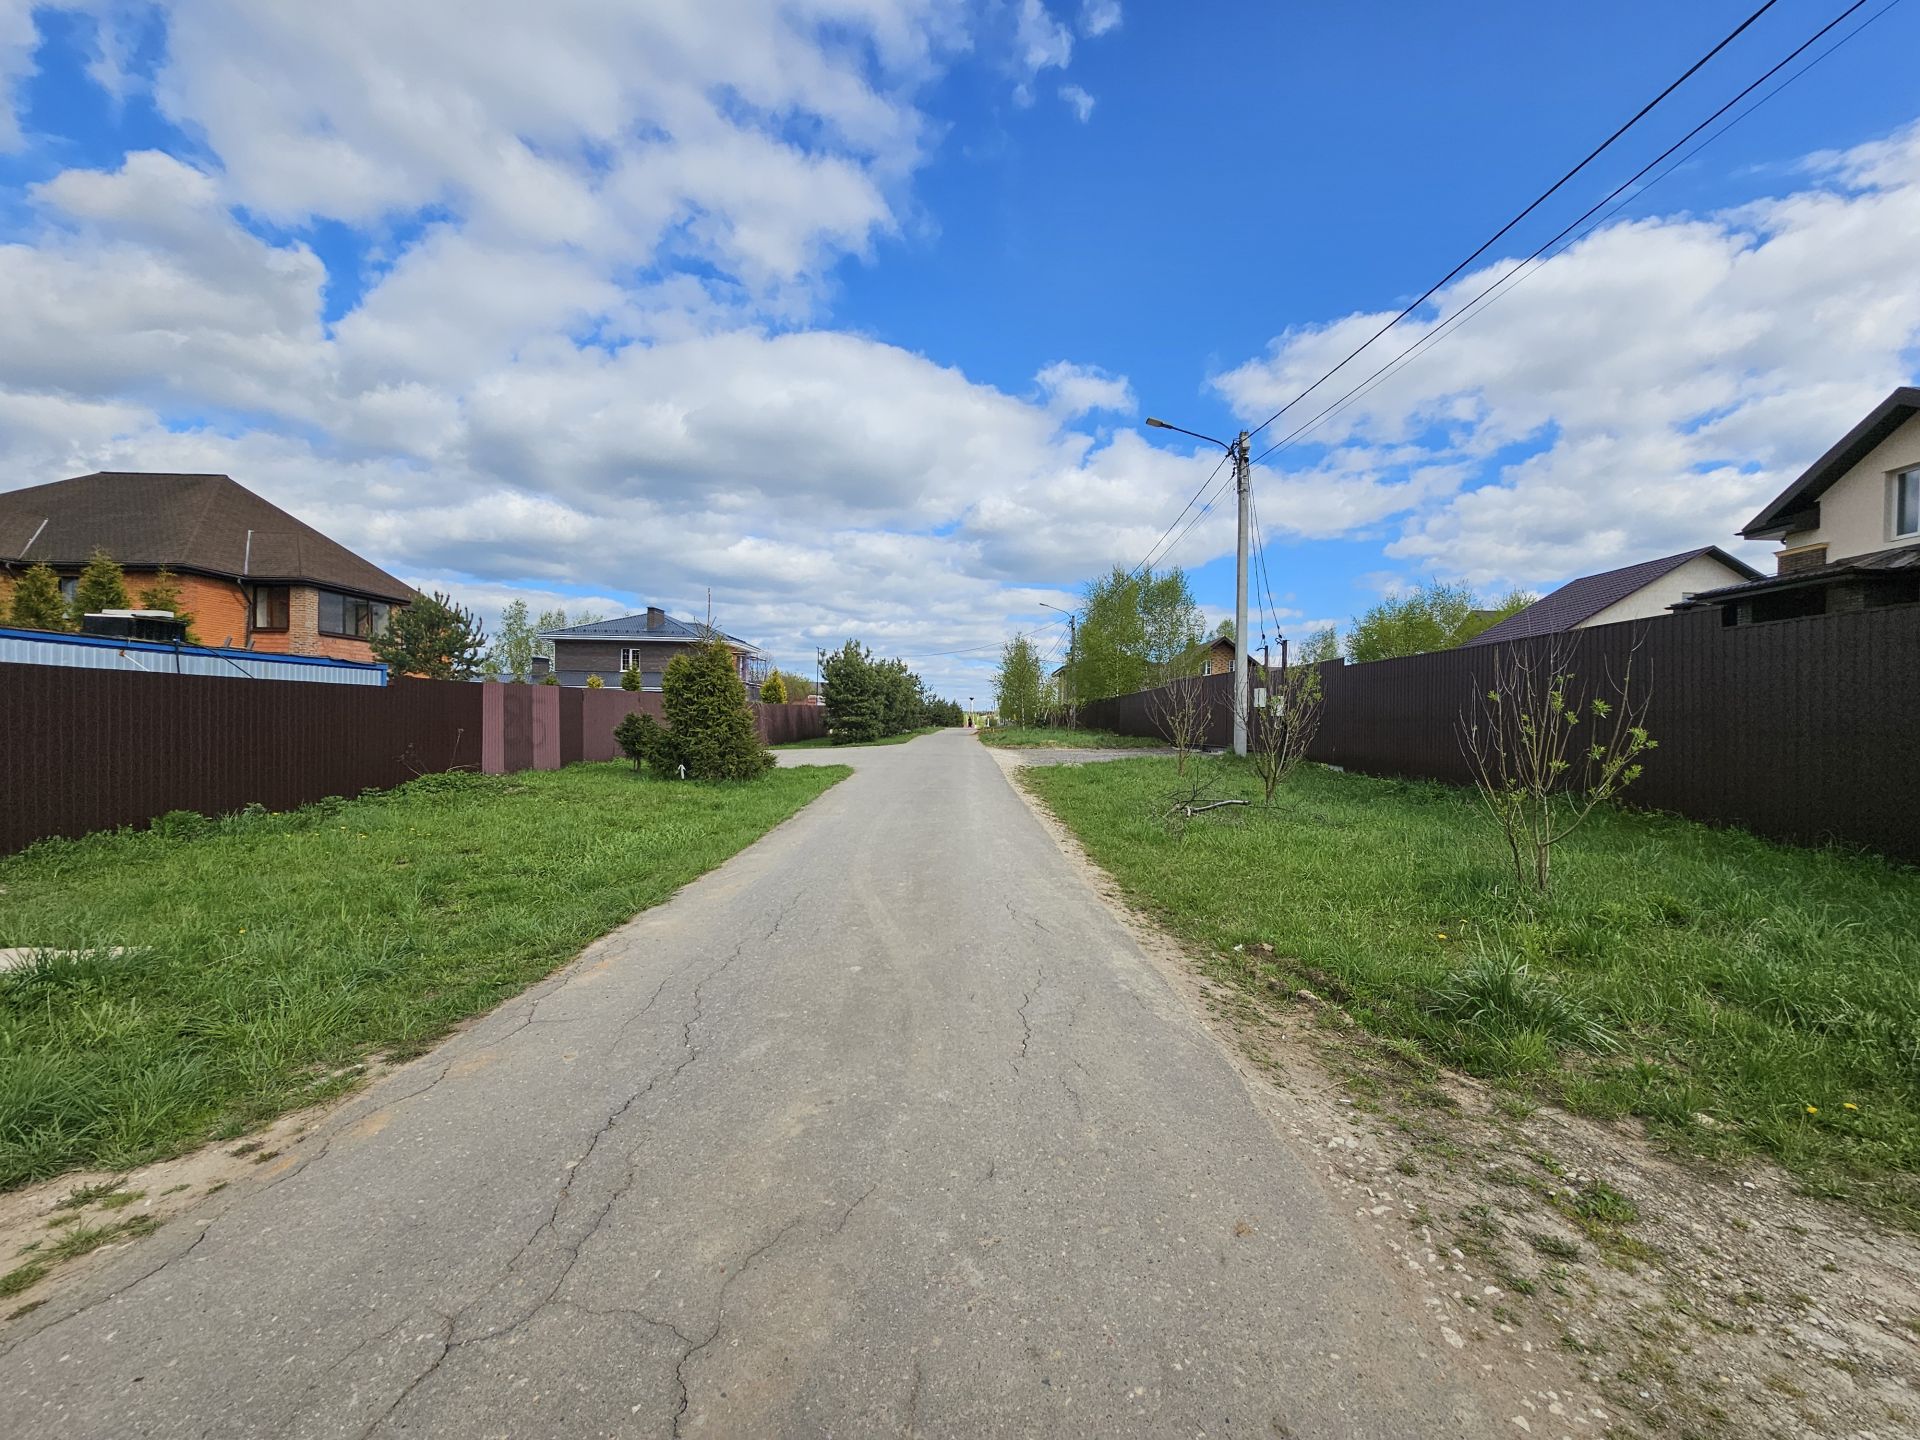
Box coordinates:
[1036,360,1131,418]
[0,0,37,150]
[1009,0,1073,104]
[1080,0,1121,38]
[1059,83,1095,123]
[1216,120,1920,589]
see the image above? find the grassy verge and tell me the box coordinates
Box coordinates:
[1021,756,1920,1225]
[979,726,1167,750]
[773,726,944,750]
[0,762,847,1189]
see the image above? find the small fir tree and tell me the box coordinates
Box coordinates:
[7,562,69,631]
[615,638,772,780]
[136,568,199,643]
[620,665,643,691]
[759,671,788,703]
[369,590,488,680]
[68,547,130,626]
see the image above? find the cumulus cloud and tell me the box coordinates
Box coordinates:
[1036,360,1132,418]
[1217,121,1920,589]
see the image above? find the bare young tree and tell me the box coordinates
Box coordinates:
[1250,659,1325,804]
[1456,634,1656,893]
[1147,672,1209,774]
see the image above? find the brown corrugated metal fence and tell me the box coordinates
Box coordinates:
[1077,606,1920,863]
[1,669,830,854]
[0,664,482,854]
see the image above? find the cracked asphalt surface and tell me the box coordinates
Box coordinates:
[1,730,1498,1437]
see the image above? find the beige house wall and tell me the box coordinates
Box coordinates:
[1777,411,1920,563]
[1576,553,1758,628]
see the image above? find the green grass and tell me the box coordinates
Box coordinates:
[1022,756,1920,1225]
[978,726,1169,750]
[0,762,847,1190]
[772,726,944,750]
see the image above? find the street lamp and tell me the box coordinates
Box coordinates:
[1143,415,1252,758]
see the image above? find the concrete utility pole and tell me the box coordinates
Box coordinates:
[1143,415,1253,756]
[1232,430,1250,757]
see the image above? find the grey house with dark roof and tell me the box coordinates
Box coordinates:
[1674,386,1920,625]
[1466,547,1761,647]
[0,471,412,660]
[538,607,769,690]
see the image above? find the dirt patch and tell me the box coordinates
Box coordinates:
[997,750,1920,1439]
[0,1057,398,1322]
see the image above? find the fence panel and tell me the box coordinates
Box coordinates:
[1,665,481,853]
[1070,607,1920,863]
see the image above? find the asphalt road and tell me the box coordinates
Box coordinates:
[2,730,1497,1437]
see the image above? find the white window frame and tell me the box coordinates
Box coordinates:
[1894,465,1920,539]
[620,647,646,672]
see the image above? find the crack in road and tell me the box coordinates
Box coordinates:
[672,1183,878,1439]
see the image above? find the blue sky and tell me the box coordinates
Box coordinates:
[2,1,1918,693]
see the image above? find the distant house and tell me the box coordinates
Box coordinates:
[1198,633,1269,677]
[538,607,770,690]
[0,472,412,663]
[1464,548,1761,646]
[1677,386,1920,624]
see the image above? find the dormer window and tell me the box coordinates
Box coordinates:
[1896,466,1920,539]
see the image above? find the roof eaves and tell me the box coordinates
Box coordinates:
[1741,387,1920,538]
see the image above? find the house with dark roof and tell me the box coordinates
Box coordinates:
[1465,547,1761,647]
[538,607,769,690]
[1674,386,1920,625]
[0,472,412,662]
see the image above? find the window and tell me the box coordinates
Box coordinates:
[620,647,647,672]
[58,576,77,604]
[1896,467,1920,539]
[317,589,391,639]
[252,585,290,632]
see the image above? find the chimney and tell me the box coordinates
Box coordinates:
[646,606,666,631]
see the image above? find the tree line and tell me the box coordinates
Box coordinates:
[819,639,961,743]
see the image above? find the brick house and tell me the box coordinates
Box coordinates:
[0,472,412,661]
[538,608,770,690]
[1678,386,1920,624]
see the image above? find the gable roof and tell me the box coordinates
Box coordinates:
[0,472,412,602]
[540,611,764,654]
[1742,386,1920,539]
[1465,547,1761,646]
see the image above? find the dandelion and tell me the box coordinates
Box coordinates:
[1843,1102,1858,1112]
[1805,1105,1818,1115]
[1437,932,1449,940]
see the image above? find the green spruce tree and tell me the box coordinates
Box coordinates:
[7,562,70,631]
[68,547,130,627]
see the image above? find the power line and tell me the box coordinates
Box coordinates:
[1132,447,1233,577]
[1241,0,1785,447]
[1247,0,1888,471]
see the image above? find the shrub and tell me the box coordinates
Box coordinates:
[614,710,674,773]
[620,666,643,691]
[585,673,605,689]
[759,671,788,703]
[540,673,560,685]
